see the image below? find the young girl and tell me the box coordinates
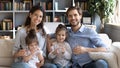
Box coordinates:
[48,24,72,68]
[24,29,44,68]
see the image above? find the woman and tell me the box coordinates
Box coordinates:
[12,5,56,68]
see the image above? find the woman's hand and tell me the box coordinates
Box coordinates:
[36,53,44,68]
[18,49,26,57]
[36,61,44,68]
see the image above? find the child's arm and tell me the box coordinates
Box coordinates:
[23,51,34,62]
[47,34,56,53]
[23,48,36,62]
[36,51,44,68]
[48,45,59,59]
[62,43,72,60]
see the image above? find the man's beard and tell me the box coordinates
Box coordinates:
[70,22,80,27]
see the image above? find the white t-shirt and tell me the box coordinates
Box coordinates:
[25,48,43,68]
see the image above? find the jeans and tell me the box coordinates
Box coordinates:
[56,63,71,68]
[11,62,29,68]
[72,59,108,68]
[41,63,57,68]
[12,62,56,68]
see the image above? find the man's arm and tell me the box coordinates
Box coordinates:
[73,46,107,55]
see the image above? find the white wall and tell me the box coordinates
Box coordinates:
[44,22,64,34]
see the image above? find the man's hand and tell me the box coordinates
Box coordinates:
[73,46,87,55]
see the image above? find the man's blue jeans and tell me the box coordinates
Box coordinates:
[72,59,108,68]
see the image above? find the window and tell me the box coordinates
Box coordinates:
[111,0,120,24]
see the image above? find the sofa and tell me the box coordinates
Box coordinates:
[104,23,120,42]
[0,39,14,68]
[0,23,119,68]
[0,34,118,68]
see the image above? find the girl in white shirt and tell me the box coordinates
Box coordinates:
[24,29,44,68]
[48,24,72,68]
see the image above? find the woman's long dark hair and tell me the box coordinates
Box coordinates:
[24,5,46,36]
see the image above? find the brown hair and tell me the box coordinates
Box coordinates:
[55,24,68,38]
[66,6,82,16]
[24,5,46,36]
[25,29,38,45]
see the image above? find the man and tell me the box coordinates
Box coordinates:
[66,6,108,68]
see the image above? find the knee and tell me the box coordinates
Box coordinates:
[95,59,108,68]
[41,63,57,68]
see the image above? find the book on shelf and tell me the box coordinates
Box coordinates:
[0,1,12,10]
[82,17,91,24]
[54,15,68,23]
[24,0,32,10]
[47,2,52,10]
[75,1,88,10]
[14,2,23,10]
[0,35,11,39]
[35,1,52,10]
[14,0,32,10]
[0,19,13,30]
[39,1,46,10]
[46,15,52,22]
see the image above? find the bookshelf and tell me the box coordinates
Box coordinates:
[0,0,91,39]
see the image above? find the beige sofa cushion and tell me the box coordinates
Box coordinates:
[89,52,118,68]
[112,42,120,68]
[0,39,14,67]
[0,67,10,68]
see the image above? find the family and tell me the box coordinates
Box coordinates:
[11,5,108,68]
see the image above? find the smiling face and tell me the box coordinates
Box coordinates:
[56,30,66,43]
[67,9,82,27]
[29,10,43,26]
[28,41,38,51]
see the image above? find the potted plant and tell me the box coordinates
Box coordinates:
[87,0,116,32]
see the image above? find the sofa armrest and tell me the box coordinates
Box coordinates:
[98,33,112,47]
[110,42,120,68]
[89,52,118,68]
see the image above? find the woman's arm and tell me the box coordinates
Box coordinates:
[13,28,26,59]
